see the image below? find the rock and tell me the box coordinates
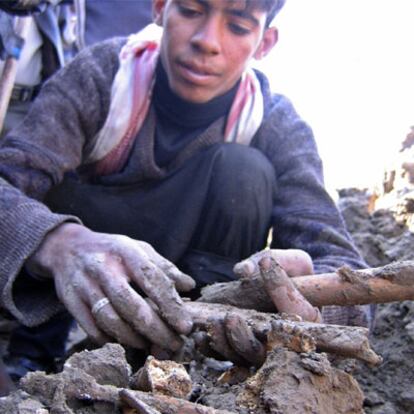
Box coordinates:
[0,390,47,414]
[404,321,414,341]
[398,389,414,411]
[63,343,131,388]
[364,391,384,407]
[20,365,119,411]
[237,348,364,414]
[299,352,331,376]
[130,355,192,400]
[369,402,397,414]
[17,398,48,414]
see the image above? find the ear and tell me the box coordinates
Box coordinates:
[253,27,278,60]
[152,0,167,26]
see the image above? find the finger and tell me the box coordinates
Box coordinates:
[122,249,193,335]
[224,312,266,367]
[54,275,110,345]
[234,249,276,278]
[259,256,322,322]
[233,255,257,278]
[143,246,196,292]
[76,273,147,349]
[206,318,245,365]
[95,266,184,351]
[271,249,314,276]
[145,297,159,312]
[145,299,175,360]
[93,304,148,349]
[234,249,313,278]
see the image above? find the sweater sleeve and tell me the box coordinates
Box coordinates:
[253,94,372,328]
[0,38,123,326]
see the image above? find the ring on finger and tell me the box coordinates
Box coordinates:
[92,297,110,315]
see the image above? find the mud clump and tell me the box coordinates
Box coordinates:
[236,349,363,414]
[0,342,365,413]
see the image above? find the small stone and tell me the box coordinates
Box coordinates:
[17,398,47,414]
[404,321,414,341]
[204,358,234,372]
[130,356,192,400]
[64,343,131,388]
[364,391,385,407]
[370,402,397,414]
[299,352,331,376]
[399,390,414,410]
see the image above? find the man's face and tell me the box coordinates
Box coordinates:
[153,0,277,103]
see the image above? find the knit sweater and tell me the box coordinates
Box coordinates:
[0,37,369,327]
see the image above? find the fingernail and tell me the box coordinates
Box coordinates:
[183,275,196,289]
[258,256,272,271]
[234,260,255,277]
[178,317,193,335]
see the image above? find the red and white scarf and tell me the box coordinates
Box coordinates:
[85,24,264,175]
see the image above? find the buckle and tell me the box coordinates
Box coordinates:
[10,84,40,103]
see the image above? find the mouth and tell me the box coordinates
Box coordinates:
[176,61,219,85]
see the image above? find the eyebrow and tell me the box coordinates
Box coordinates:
[227,9,260,27]
[194,0,261,27]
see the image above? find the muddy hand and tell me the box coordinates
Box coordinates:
[234,248,314,279]
[192,312,266,367]
[258,255,322,323]
[208,249,321,365]
[234,249,321,322]
[26,223,195,351]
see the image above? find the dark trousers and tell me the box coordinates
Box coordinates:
[10,143,276,359]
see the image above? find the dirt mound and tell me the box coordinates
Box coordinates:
[2,132,414,413]
[337,130,414,414]
[0,343,365,413]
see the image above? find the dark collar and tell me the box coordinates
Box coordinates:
[153,61,240,129]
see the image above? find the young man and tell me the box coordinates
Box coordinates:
[0,0,370,368]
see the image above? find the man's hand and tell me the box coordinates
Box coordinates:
[203,249,322,367]
[26,223,195,351]
[234,248,321,322]
[234,248,314,278]
[235,249,322,323]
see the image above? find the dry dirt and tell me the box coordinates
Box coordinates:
[1,136,414,413]
[338,194,414,411]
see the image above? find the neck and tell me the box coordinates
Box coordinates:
[153,62,240,129]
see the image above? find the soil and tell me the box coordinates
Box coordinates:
[338,191,414,413]
[335,131,414,414]
[1,136,414,413]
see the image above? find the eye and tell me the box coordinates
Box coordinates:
[177,4,203,18]
[228,23,251,36]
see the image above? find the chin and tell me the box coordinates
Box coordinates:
[184,95,212,104]
[173,86,213,104]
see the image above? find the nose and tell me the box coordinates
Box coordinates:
[191,17,221,55]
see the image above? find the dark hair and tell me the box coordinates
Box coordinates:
[263,0,286,26]
[245,0,286,27]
